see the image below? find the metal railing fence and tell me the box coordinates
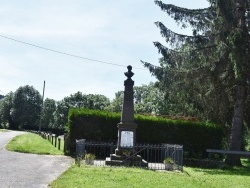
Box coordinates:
[76,140,183,171]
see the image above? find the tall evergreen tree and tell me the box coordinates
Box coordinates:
[0,95,4,100]
[142,0,250,166]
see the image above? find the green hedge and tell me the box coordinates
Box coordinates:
[65,108,224,158]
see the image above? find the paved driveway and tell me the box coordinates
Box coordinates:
[0,131,73,188]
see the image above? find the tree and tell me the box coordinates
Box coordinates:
[63,91,110,110]
[64,91,87,108]
[134,82,167,114]
[109,83,167,114]
[0,92,14,128]
[107,91,124,112]
[41,98,56,129]
[53,92,111,130]
[142,0,250,166]
[0,95,4,100]
[224,0,249,165]
[85,94,110,110]
[11,85,42,130]
[53,100,69,131]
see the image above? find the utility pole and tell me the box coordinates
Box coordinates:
[39,81,45,133]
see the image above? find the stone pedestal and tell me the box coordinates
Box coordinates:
[115,122,137,156]
[105,65,148,168]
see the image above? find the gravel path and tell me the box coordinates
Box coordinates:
[0,131,73,188]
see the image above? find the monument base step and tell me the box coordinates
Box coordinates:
[105,154,148,168]
[110,154,142,161]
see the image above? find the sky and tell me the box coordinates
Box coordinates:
[0,0,209,101]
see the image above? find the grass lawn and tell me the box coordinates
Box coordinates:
[6,133,64,155]
[50,160,250,188]
[5,132,250,187]
[0,129,9,132]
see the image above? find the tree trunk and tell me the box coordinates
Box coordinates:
[225,85,245,166]
[225,0,247,166]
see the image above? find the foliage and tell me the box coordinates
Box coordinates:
[142,0,250,166]
[0,94,4,100]
[109,82,167,115]
[42,98,56,129]
[0,129,9,132]
[163,157,174,164]
[66,108,119,149]
[52,92,111,132]
[134,82,167,114]
[0,87,112,133]
[6,133,63,155]
[84,153,96,160]
[142,2,233,123]
[50,163,250,188]
[0,92,14,129]
[107,91,123,112]
[53,100,69,132]
[64,91,110,110]
[66,108,224,158]
[136,114,224,158]
[11,86,42,130]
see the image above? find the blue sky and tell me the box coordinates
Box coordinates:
[0,0,209,100]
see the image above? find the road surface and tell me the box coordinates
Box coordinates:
[0,131,73,188]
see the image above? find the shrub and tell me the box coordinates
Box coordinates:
[65,108,224,158]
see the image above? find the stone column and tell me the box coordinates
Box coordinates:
[115,65,137,156]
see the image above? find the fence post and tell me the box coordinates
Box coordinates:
[54,135,57,147]
[51,134,54,145]
[110,143,113,154]
[58,137,61,150]
[75,139,86,167]
[49,133,52,142]
[147,145,149,162]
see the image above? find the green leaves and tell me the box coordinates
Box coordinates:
[144,0,250,165]
[228,28,248,80]
[67,108,224,158]
[155,21,211,49]
[143,0,250,125]
[11,85,42,130]
[154,1,213,32]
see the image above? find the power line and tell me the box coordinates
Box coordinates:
[0,34,147,70]
[0,89,6,95]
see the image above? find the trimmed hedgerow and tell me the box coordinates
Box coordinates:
[65,108,224,158]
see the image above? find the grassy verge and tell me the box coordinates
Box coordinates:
[6,133,64,155]
[50,160,250,188]
[0,129,9,132]
[4,131,250,187]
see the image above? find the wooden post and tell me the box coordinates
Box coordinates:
[39,81,45,133]
[55,135,57,147]
[58,137,61,150]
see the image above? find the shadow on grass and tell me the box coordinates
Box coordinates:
[193,159,250,176]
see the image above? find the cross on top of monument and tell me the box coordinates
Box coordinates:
[124,65,134,80]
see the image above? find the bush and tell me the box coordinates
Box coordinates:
[65,108,224,158]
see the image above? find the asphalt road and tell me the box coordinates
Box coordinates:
[0,131,73,188]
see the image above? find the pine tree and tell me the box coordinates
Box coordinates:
[142,0,250,166]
